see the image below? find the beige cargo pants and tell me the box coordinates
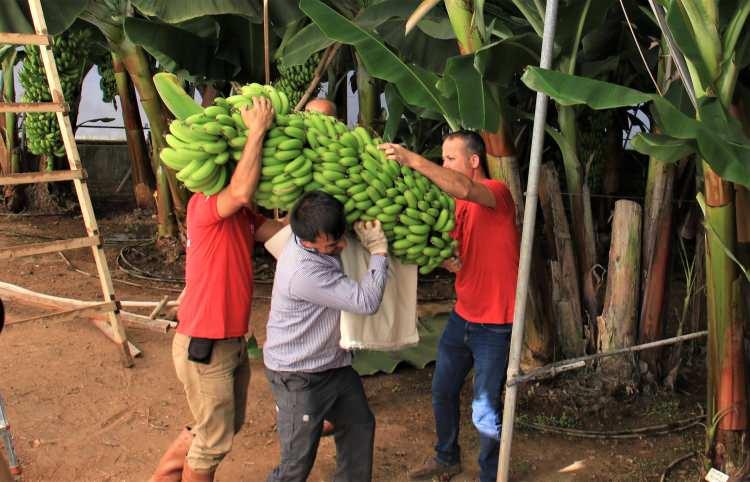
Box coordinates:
[172,333,250,471]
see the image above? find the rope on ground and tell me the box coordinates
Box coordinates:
[659,451,698,482]
[517,415,703,439]
[59,251,183,293]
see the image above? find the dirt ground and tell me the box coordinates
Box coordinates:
[0,210,706,481]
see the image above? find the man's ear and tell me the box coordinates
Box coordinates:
[470,153,481,170]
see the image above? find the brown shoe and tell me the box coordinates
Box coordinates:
[182,464,215,482]
[148,427,193,482]
[408,457,461,481]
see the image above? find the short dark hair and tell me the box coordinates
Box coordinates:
[443,130,489,176]
[290,191,346,243]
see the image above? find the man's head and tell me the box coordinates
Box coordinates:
[441,130,488,179]
[304,98,337,117]
[291,191,348,255]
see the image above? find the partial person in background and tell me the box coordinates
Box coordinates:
[380,131,519,482]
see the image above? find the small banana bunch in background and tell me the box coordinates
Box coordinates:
[20,28,92,158]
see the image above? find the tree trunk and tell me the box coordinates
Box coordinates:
[539,163,585,357]
[638,157,675,379]
[111,52,154,211]
[597,200,641,392]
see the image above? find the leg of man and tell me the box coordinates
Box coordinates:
[326,367,375,482]
[173,334,247,475]
[432,312,474,466]
[410,312,473,480]
[467,323,512,482]
[233,347,251,434]
[265,370,337,482]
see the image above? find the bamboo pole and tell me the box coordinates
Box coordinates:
[497,1,559,480]
[507,331,708,385]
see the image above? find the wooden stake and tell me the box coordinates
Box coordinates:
[539,163,585,357]
[597,200,642,389]
[149,295,169,319]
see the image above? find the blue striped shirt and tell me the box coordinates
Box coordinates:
[263,236,389,372]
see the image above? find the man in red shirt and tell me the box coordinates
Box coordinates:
[380,131,519,482]
[149,97,283,482]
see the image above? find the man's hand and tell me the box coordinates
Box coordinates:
[378,143,416,167]
[241,96,274,134]
[441,256,462,273]
[354,220,388,256]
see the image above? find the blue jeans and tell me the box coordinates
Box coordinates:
[432,311,512,482]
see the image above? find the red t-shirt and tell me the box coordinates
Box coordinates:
[177,194,265,339]
[452,179,519,324]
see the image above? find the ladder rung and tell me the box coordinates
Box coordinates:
[0,32,51,45]
[0,170,84,186]
[0,236,100,260]
[0,102,67,113]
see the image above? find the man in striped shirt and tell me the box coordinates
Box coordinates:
[264,191,389,482]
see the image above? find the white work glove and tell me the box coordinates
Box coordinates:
[354,220,388,255]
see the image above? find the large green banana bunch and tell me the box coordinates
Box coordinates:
[19,29,93,158]
[157,80,456,272]
[273,51,322,109]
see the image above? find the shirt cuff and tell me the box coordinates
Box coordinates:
[368,253,388,273]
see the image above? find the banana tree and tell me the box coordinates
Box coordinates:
[522,0,750,463]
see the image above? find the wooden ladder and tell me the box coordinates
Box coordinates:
[0,0,134,367]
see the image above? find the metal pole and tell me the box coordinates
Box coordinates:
[496,1,559,480]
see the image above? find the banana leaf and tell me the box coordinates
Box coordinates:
[665,0,720,90]
[301,0,460,129]
[383,83,405,142]
[521,66,750,188]
[440,53,499,131]
[0,0,87,36]
[130,0,260,23]
[123,15,264,83]
[630,133,696,163]
[281,0,452,67]
[278,23,333,67]
[352,313,449,376]
[377,18,458,72]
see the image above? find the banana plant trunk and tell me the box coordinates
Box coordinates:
[2,53,19,175]
[111,52,155,211]
[111,39,186,228]
[445,0,552,364]
[2,52,24,211]
[704,165,747,471]
[558,106,599,324]
[638,157,674,380]
[356,54,379,131]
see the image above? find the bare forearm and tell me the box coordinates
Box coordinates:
[406,152,472,199]
[228,131,265,202]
